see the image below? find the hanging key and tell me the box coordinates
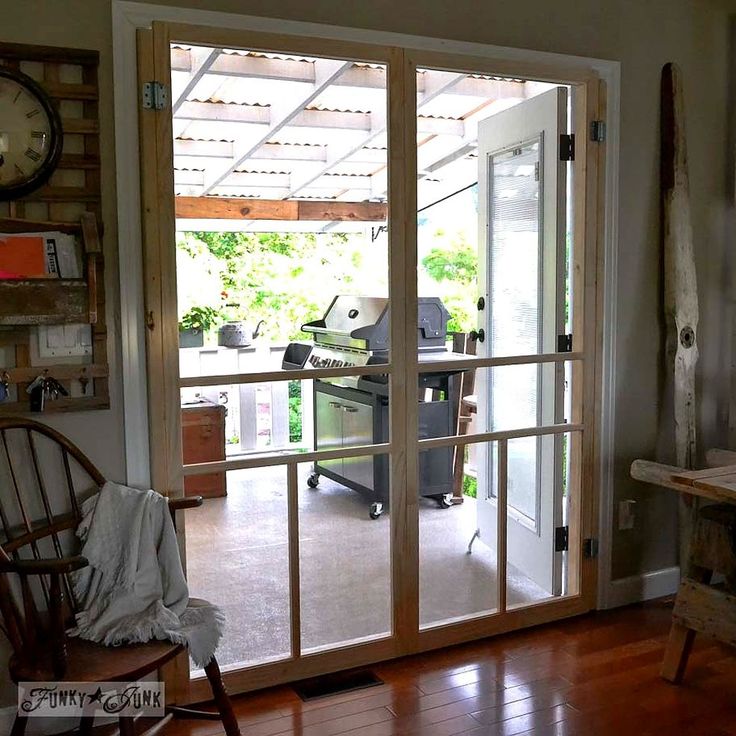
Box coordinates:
[27,375,46,412]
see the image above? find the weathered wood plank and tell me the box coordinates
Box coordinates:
[0,42,98,65]
[672,579,736,646]
[297,199,387,222]
[1,364,108,384]
[630,459,736,505]
[662,62,699,471]
[174,196,387,221]
[46,82,99,101]
[662,62,700,570]
[671,465,736,486]
[23,186,101,203]
[59,118,99,135]
[0,397,109,415]
[0,280,89,325]
[706,448,736,468]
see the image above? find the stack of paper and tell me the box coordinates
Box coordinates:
[0,231,82,280]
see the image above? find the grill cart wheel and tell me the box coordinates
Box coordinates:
[369,502,383,519]
[436,493,453,509]
[307,473,320,489]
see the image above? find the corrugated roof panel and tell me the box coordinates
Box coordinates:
[170,43,558,204]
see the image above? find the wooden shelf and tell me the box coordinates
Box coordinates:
[0,279,90,325]
[0,214,100,326]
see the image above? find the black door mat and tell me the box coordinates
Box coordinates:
[292,669,384,701]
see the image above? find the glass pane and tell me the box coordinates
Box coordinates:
[185,466,290,672]
[414,68,564,356]
[418,440,499,627]
[298,457,391,652]
[489,140,542,357]
[505,432,571,607]
[419,430,572,628]
[171,44,390,378]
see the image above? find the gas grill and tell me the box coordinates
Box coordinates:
[282,296,465,519]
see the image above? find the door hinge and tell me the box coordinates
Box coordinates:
[583,538,599,559]
[534,161,540,181]
[590,120,606,143]
[141,81,168,111]
[559,133,575,161]
[557,333,573,352]
[555,526,569,552]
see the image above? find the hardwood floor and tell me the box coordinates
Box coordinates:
[166,599,736,736]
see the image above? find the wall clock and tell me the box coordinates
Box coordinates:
[0,66,63,201]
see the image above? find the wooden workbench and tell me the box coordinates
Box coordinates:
[631,459,736,505]
[631,456,736,683]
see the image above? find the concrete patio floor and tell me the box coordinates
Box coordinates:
[185,465,549,672]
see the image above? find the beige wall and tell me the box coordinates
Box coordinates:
[0,0,733,713]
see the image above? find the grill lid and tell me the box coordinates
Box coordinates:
[301,295,450,352]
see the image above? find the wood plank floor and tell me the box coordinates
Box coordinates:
[166,599,736,736]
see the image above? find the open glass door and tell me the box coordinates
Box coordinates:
[475,88,568,597]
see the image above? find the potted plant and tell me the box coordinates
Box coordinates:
[179,306,221,348]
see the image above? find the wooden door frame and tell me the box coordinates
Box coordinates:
[135,19,608,703]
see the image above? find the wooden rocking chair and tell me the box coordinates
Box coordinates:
[0,417,241,736]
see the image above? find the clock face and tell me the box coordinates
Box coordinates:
[0,67,62,200]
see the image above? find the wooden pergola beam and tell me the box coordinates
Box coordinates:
[175,197,387,222]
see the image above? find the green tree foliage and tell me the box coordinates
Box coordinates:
[177,230,388,344]
[419,230,478,333]
[288,381,302,443]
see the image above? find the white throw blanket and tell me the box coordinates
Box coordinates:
[70,481,224,668]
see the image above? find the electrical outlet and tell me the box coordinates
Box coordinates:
[618,499,637,530]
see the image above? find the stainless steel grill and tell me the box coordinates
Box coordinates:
[283,295,465,519]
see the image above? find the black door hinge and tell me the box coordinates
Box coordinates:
[555,526,569,552]
[590,120,606,143]
[583,538,599,559]
[557,333,573,352]
[559,133,575,161]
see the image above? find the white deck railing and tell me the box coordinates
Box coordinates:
[180,344,314,455]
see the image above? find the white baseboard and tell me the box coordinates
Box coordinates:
[603,566,680,609]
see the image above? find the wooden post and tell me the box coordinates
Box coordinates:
[661,62,700,565]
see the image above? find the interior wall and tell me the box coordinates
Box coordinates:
[0,0,733,713]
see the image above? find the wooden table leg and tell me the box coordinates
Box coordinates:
[661,564,712,683]
[661,622,697,683]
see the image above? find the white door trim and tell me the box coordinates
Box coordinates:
[111,0,621,606]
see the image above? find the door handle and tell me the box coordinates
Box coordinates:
[342,406,358,413]
[329,401,342,409]
[469,328,485,343]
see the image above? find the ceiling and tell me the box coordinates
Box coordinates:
[171,45,554,223]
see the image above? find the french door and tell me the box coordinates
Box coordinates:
[138,21,604,702]
[475,88,568,596]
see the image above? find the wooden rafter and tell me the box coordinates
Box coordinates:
[177,101,465,136]
[283,70,467,198]
[170,47,526,98]
[200,59,351,196]
[175,196,387,221]
[174,139,387,165]
[172,46,221,114]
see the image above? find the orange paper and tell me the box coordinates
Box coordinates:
[0,235,46,279]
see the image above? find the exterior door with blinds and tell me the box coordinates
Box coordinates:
[475,87,568,596]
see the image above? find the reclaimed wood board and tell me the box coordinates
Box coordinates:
[662,62,699,470]
[662,62,700,566]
